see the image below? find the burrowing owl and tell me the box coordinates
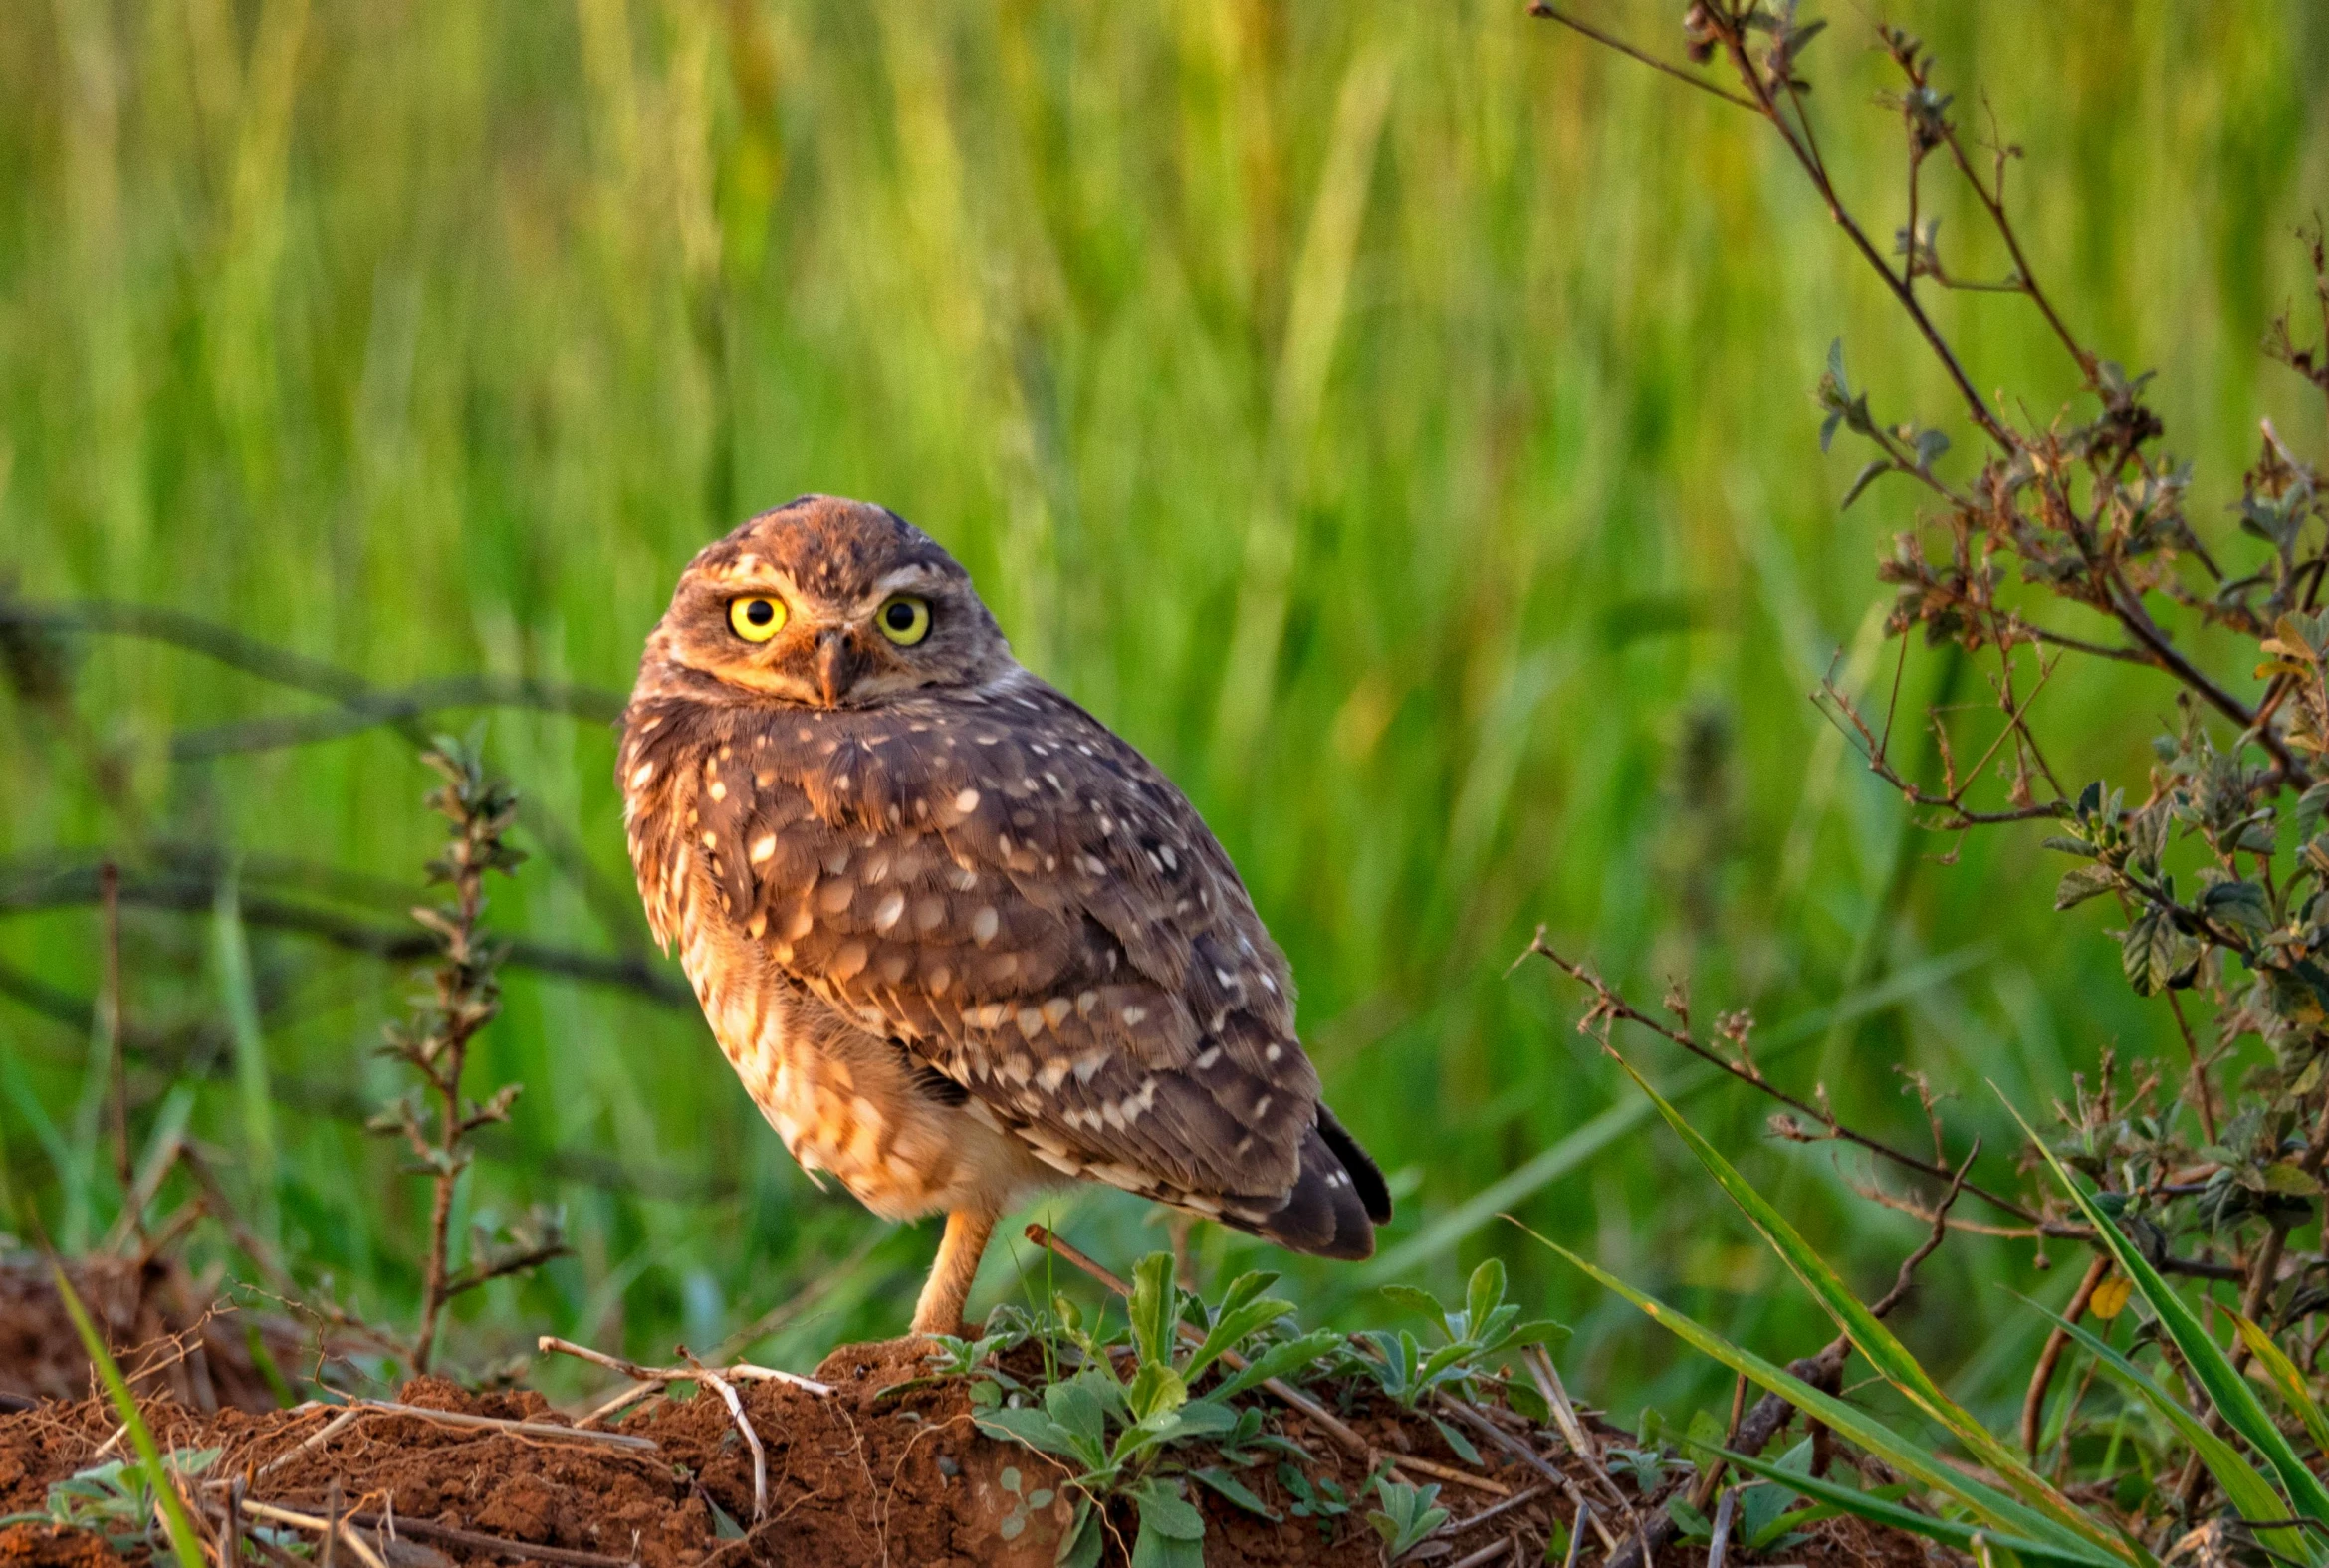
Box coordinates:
[618,496,1389,1334]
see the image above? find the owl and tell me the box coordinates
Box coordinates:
[617,495,1389,1335]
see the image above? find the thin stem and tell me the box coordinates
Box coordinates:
[1526,5,1759,110]
[1520,931,2040,1224]
[2165,992,2218,1145]
[1709,21,2011,448]
[97,861,133,1219]
[2020,1253,2111,1456]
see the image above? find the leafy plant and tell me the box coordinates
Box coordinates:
[996,1465,1061,1546]
[1366,1257,1566,1415]
[1277,1463,1351,1525]
[1365,1474,1449,1560]
[0,1451,220,1552]
[1523,0,2329,1548]
[365,734,564,1372]
[972,1252,1343,1566]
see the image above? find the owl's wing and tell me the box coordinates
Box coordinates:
[622,675,1366,1240]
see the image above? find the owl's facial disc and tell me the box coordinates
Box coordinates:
[670,562,982,707]
[643,497,1017,707]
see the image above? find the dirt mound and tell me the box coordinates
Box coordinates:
[0,1256,316,1416]
[0,1333,1933,1568]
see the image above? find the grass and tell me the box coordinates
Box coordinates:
[1,0,2327,1428]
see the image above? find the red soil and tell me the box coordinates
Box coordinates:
[0,1330,1934,1568]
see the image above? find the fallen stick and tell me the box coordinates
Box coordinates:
[255,1405,367,1477]
[577,1380,663,1431]
[1433,1483,1546,1540]
[1444,1535,1520,1568]
[1524,1346,1648,1564]
[240,1498,390,1568]
[344,1399,660,1452]
[1706,1485,1740,1568]
[535,1333,832,1429]
[682,1351,769,1524]
[343,1510,641,1568]
[1396,1451,1513,1497]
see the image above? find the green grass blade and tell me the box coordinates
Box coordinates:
[2022,1301,2309,1564]
[212,874,280,1248]
[2003,1093,2329,1529]
[1614,1053,2127,1557]
[1518,1225,2142,1568]
[49,1263,208,1568]
[1719,1446,2105,1567]
[2233,1313,2329,1458]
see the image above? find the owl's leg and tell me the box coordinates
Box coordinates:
[909,1205,999,1336]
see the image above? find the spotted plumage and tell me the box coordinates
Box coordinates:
[619,496,1389,1334]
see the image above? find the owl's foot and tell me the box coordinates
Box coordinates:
[909,1206,999,1338]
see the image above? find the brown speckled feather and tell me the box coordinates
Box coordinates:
[623,669,1324,1219]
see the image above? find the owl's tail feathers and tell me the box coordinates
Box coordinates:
[1227,1106,1390,1261]
[1318,1102,1392,1225]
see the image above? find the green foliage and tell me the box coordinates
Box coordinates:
[2016,1100,2329,1548]
[1276,1465,1351,1526]
[0,1451,221,1552]
[1505,1,2329,1555]
[1364,1474,1449,1559]
[1366,1257,1568,1411]
[971,1252,1341,1566]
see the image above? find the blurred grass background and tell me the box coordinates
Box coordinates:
[2,0,2326,1428]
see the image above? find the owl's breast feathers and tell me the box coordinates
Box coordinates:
[617,671,1387,1254]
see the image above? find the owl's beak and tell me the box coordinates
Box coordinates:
[813,628,857,707]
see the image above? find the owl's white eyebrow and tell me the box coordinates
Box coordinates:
[707,560,804,597]
[860,564,950,604]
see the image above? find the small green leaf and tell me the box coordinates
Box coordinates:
[1379,1284,1448,1324]
[1431,1415,1482,1466]
[1665,1495,1714,1544]
[2054,865,2118,910]
[2119,908,2194,997]
[2200,879,2271,933]
[1191,1466,1280,1521]
[1465,1258,1508,1334]
[2261,1162,2321,1196]
[1128,1477,1207,1559]
[1210,1330,1340,1402]
[2297,781,2329,840]
[975,1409,1083,1463]
[1127,1361,1189,1424]
[1048,1375,1110,1456]
[1057,1497,1103,1568]
[1840,459,1893,510]
[1129,1253,1180,1370]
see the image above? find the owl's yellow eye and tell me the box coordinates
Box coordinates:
[729,596,786,642]
[876,595,931,646]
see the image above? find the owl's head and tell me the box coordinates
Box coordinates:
[639,496,1015,707]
